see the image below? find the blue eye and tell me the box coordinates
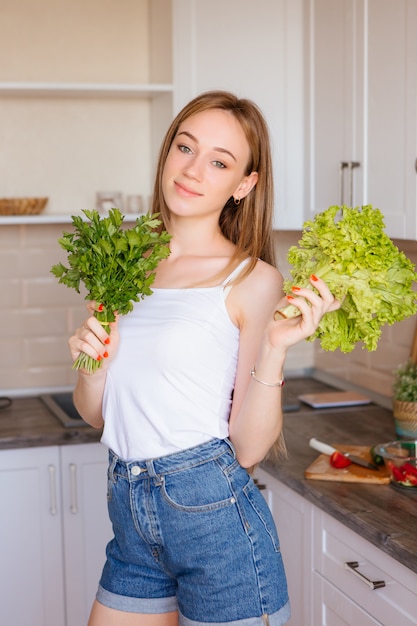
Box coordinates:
[213,160,226,169]
[178,144,192,154]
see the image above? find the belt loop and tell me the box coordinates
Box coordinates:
[108,450,118,483]
[146,459,164,485]
[145,459,157,478]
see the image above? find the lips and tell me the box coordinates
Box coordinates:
[174,181,202,198]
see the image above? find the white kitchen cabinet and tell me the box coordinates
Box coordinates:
[0,442,112,626]
[306,0,360,214]
[307,0,417,239]
[313,507,417,626]
[256,467,417,625]
[0,446,66,626]
[60,443,112,626]
[312,574,381,625]
[172,0,305,230]
[255,467,313,626]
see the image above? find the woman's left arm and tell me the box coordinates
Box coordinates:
[228,262,339,468]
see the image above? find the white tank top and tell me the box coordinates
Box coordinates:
[101,259,249,461]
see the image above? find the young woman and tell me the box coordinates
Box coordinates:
[69,91,340,626]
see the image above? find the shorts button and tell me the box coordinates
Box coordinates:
[131,466,142,476]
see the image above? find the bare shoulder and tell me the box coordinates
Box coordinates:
[246,258,283,291]
[228,259,284,327]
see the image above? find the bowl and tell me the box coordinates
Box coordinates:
[374,440,417,489]
[0,197,48,216]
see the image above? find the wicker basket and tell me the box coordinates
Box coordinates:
[393,400,417,439]
[0,197,48,216]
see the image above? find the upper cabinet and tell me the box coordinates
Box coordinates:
[306,0,417,238]
[172,0,305,230]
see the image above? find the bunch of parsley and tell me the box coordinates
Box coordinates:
[278,205,417,353]
[51,208,171,372]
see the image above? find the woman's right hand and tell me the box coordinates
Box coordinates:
[68,303,120,374]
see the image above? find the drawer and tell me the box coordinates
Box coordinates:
[313,508,417,625]
[313,571,381,625]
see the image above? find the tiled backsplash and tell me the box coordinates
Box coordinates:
[0,224,416,399]
[0,223,86,393]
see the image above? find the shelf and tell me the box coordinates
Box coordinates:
[0,214,142,226]
[0,82,173,98]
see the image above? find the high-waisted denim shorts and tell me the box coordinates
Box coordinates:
[96,438,290,625]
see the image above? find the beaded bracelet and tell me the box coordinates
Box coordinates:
[250,366,285,388]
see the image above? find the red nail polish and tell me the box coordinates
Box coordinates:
[103,351,109,358]
[97,303,104,311]
[97,355,102,361]
[104,337,110,345]
[291,286,301,292]
[287,295,295,300]
[311,274,318,282]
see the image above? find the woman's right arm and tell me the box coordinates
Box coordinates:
[68,311,119,429]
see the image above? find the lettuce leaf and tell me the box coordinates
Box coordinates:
[280,205,417,352]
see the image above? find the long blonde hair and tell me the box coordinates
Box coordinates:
[151,90,276,279]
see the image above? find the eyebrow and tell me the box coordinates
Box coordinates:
[177,130,237,162]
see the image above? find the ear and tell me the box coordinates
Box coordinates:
[233,171,258,201]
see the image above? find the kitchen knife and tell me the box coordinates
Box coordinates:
[309,438,379,471]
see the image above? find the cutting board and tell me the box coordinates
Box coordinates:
[305,444,391,484]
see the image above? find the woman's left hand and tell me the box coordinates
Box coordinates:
[268,274,341,351]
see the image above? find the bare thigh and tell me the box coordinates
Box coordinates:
[88,600,179,626]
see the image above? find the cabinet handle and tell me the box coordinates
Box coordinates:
[348,161,360,207]
[69,463,78,514]
[344,561,385,590]
[340,161,349,205]
[48,464,57,516]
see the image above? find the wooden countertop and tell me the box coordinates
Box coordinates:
[0,378,416,575]
[262,377,417,575]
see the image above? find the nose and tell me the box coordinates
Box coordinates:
[183,154,204,181]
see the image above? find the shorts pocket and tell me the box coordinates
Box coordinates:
[161,461,236,512]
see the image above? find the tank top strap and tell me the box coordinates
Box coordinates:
[221,257,251,286]
[221,258,251,298]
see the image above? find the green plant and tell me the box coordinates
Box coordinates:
[393,360,417,403]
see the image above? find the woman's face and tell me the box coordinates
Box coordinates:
[162,108,257,220]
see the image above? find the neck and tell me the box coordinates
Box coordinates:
[167,216,231,258]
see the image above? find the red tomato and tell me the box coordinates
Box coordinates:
[389,461,417,486]
[330,451,352,469]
